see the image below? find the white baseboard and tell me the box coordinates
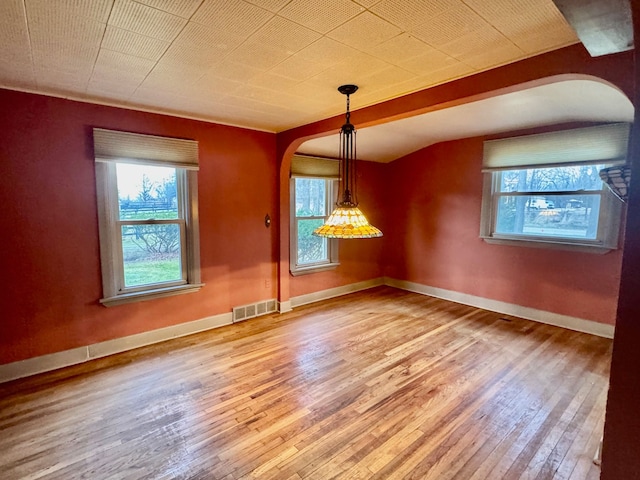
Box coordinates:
[0,276,615,384]
[0,312,232,384]
[384,277,615,339]
[290,277,385,308]
[278,300,292,313]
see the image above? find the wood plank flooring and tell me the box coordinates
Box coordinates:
[0,287,611,479]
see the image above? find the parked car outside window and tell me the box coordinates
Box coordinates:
[529,198,554,209]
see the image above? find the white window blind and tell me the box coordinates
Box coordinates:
[483,123,631,170]
[93,128,199,170]
[291,154,339,178]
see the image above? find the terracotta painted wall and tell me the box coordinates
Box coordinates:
[277,45,634,313]
[289,160,386,298]
[2,44,635,368]
[384,136,623,325]
[0,89,278,365]
[600,3,640,478]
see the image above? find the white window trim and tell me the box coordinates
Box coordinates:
[479,124,629,253]
[479,169,623,253]
[290,178,339,275]
[94,130,202,306]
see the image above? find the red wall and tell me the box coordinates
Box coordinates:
[0,89,278,365]
[289,160,386,298]
[1,43,635,368]
[384,137,623,324]
[278,45,634,315]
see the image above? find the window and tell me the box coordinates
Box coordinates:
[290,155,340,274]
[480,123,630,252]
[94,129,202,306]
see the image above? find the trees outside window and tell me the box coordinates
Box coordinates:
[94,128,201,306]
[116,164,183,288]
[494,164,606,240]
[481,162,622,251]
[480,124,627,252]
[290,178,339,274]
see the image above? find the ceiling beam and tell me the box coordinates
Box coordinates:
[553,0,634,56]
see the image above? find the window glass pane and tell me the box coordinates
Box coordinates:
[499,165,606,193]
[117,163,178,220]
[495,193,601,239]
[297,219,328,264]
[121,224,182,287]
[295,178,327,217]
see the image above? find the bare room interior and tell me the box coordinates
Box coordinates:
[1,1,639,479]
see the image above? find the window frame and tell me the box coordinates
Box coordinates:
[94,131,202,307]
[116,218,187,294]
[479,124,629,253]
[290,177,339,275]
[480,163,624,253]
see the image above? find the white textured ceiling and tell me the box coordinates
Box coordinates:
[298,78,636,162]
[0,0,581,132]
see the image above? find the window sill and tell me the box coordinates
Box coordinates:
[290,262,340,276]
[100,283,204,307]
[481,235,615,254]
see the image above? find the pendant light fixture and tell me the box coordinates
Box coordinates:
[313,85,383,239]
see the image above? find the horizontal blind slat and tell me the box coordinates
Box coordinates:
[291,155,339,178]
[93,128,198,169]
[483,123,631,169]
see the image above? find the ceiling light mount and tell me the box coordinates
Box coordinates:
[337,84,358,96]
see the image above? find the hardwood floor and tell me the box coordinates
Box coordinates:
[0,287,610,479]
